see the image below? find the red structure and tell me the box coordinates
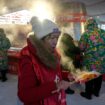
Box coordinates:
[8,48,21,75]
[103,74,105,81]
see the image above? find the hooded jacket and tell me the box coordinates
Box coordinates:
[79,18,105,74]
[0,29,11,70]
[18,34,68,105]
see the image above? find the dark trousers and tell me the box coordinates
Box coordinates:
[85,75,103,96]
[0,70,7,80]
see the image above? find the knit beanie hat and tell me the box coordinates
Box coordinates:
[30,16,59,39]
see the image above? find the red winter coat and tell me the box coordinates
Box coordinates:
[18,39,69,105]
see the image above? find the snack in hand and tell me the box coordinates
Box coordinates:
[75,71,100,83]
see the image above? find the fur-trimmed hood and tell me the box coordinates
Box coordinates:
[27,32,58,70]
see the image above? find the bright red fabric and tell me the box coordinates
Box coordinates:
[18,39,68,105]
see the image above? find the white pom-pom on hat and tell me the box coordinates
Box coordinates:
[30,16,59,39]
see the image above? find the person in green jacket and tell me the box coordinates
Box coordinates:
[0,28,11,82]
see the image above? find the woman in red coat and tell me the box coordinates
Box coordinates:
[18,16,71,105]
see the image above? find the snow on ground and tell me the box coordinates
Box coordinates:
[66,81,105,105]
[0,74,105,105]
[0,74,17,105]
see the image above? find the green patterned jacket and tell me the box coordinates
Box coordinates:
[0,31,11,70]
[79,19,105,74]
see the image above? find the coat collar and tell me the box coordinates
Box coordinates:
[27,34,58,70]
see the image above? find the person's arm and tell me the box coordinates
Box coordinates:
[18,56,57,103]
[61,70,69,81]
[61,70,75,82]
[79,33,88,52]
[6,38,11,49]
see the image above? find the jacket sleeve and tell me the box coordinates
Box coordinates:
[3,38,11,50]
[18,55,57,103]
[61,70,69,81]
[79,33,88,52]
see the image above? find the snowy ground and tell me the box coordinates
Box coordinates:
[66,81,105,105]
[0,74,105,105]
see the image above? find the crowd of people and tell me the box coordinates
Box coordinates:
[0,16,105,105]
[17,17,105,105]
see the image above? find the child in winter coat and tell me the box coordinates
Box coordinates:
[18,16,72,105]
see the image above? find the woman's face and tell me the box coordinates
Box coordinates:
[43,32,60,52]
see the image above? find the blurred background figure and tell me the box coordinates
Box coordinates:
[79,18,105,99]
[0,28,11,82]
[56,33,83,94]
